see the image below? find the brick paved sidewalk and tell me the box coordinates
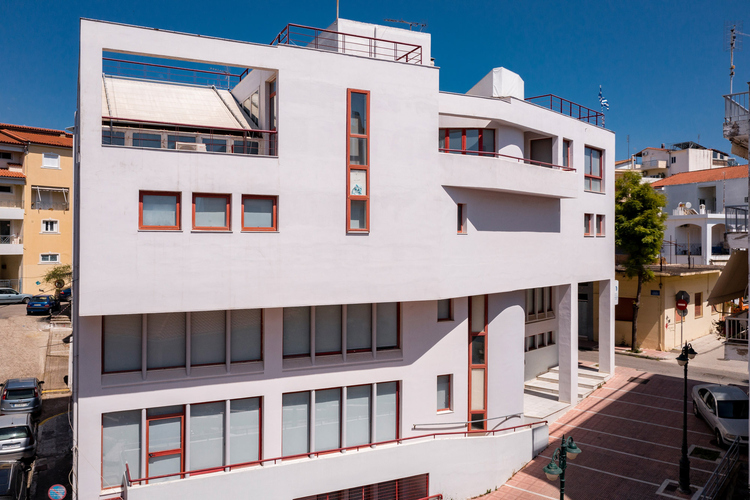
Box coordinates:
[480,365,742,500]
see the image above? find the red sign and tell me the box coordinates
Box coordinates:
[676,299,688,311]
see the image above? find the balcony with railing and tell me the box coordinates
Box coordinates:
[725,205,748,233]
[525,94,605,127]
[0,233,23,256]
[723,91,749,159]
[0,198,24,220]
[271,23,423,65]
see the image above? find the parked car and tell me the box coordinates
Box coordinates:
[0,461,27,500]
[0,290,32,305]
[25,295,59,315]
[692,384,749,447]
[59,287,71,301]
[0,379,42,418]
[0,414,36,462]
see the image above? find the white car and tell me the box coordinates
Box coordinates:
[692,384,748,447]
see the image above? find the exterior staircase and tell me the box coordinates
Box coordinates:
[524,366,609,401]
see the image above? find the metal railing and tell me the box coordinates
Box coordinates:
[675,244,702,256]
[125,420,547,486]
[726,205,748,233]
[0,200,23,209]
[0,279,20,290]
[102,118,278,157]
[699,436,740,499]
[439,148,575,171]
[0,236,21,245]
[711,245,731,255]
[272,23,423,65]
[525,94,605,127]
[725,316,748,343]
[723,92,749,123]
[103,58,247,91]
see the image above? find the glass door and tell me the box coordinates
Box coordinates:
[146,407,184,483]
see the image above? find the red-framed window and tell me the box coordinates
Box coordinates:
[192,193,231,231]
[437,374,452,411]
[468,295,488,430]
[457,203,467,234]
[695,292,703,318]
[563,139,571,169]
[139,191,181,230]
[596,214,605,236]
[145,407,185,484]
[347,89,370,232]
[242,195,277,231]
[584,146,603,192]
[439,128,495,156]
[268,79,277,156]
[584,213,593,236]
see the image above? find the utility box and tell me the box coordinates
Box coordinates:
[466,67,525,100]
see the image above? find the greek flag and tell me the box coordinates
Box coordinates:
[599,85,609,111]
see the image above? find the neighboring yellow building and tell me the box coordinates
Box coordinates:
[0,124,73,294]
[615,264,722,351]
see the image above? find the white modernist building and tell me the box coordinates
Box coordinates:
[73,18,615,500]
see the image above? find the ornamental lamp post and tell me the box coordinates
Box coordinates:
[677,342,697,494]
[543,434,582,500]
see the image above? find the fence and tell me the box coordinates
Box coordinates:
[725,205,748,233]
[525,94,605,127]
[272,24,423,65]
[699,437,741,499]
[723,92,749,123]
[725,316,748,343]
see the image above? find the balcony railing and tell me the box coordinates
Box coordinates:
[723,92,749,123]
[711,245,731,255]
[125,420,546,486]
[726,316,748,344]
[525,94,605,127]
[0,236,21,245]
[725,205,748,233]
[0,200,23,209]
[271,23,423,65]
[102,58,247,91]
[438,148,575,171]
[675,244,702,256]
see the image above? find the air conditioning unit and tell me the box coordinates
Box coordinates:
[176,142,207,152]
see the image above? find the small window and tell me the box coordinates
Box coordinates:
[42,153,60,169]
[695,292,703,318]
[102,130,125,146]
[0,186,12,194]
[584,214,593,236]
[562,140,571,168]
[42,220,59,233]
[596,215,605,236]
[40,253,60,264]
[193,193,230,231]
[525,335,536,352]
[437,375,451,411]
[139,191,181,230]
[457,204,467,234]
[671,157,676,164]
[0,153,11,160]
[584,147,603,193]
[242,196,277,231]
[537,333,546,348]
[132,133,161,149]
[167,135,196,150]
[437,299,453,321]
[202,138,227,153]
[546,331,555,345]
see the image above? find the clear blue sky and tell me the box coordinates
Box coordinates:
[1,0,749,160]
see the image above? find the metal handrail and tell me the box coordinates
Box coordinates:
[439,148,576,171]
[102,58,247,90]
[102,116,276,135]
[125,420,547,486]
[525,94,605,127]
[413,412,522,429]
[699,436,740,499]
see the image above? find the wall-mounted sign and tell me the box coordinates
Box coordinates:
[651,290,660,296]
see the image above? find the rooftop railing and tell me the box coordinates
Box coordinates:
[723,92,749,123]
[525,94,605,127]
[271,23,423,65]
[439,147,575,171]
[725,205,748,233]
[102,58,247,90]
[725,315,748,344]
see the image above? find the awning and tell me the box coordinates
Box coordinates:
[708,249,748,305]
[33,186,69,203]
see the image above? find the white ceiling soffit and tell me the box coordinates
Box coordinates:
[101,76,253,130]
[707,249,748,305]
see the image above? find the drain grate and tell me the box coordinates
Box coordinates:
[627,377,650,384]
[690,447,721,461]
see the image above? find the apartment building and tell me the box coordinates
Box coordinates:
[0,124,73,293]
[74,18,615,500]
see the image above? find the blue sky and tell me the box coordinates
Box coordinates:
[1,0,749,160]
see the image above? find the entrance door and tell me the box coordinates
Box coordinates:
[578,282,594,341]
[146,407,184,483]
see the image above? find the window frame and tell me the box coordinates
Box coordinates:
[584,213,594,236]
[468,295,488,430]
[41,219,59,234]
[695,292,703,318]
[584,146,604,193]
[145,408,186,484]
[562,139,571,169]
[596,214,605,236]
[241,195,277,232]
[41,152,61,169]
[375,302,401,352]
[437,374,452,412]
[347,89,370,233]
[439,128,495,156]
[437,299,453,322]
[192,193,231,231]
[40,253,60,264]
[457,203,467,234]
[139,190,181,231]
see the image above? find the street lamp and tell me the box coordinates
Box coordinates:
[677,342,697,494]
[543,434,582,500]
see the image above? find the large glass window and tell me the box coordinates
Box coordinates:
[347,303,372,352]
[102,411,141,489]
[133,133,161,149]
[438,129,495,156]
[347,90,370,232]
[283,307,311,357]
[314,389,341,452]
[346,386,371,447]
[189,402,224,471]
[376,382,398,441]
[230,398,261,464]
[191,311,225,366]
[315,305,342,355]
[193,194,230,231]
[139,191,180,230]
[242,196,277,231]
[103,315,142,373]
[168,135,196,149]
[282,392,310,456]
[102,129,125,146]
[231,309,262,362]
[376,302,399,350]
[146,312,186,369]
[584,146,603,192]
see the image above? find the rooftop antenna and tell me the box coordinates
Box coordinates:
[725,21,749,94]
[336,0,339,21]
[383,18,427,31]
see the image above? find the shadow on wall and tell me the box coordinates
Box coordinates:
[445,187,560,233]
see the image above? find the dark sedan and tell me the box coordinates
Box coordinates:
[25,295,59,315]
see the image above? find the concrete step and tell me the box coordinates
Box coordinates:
[537,372,603,390]
[550,366,609,382]
[523,379,590,399]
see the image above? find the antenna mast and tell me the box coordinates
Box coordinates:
[725,21,749,94]
[383,18,427,31]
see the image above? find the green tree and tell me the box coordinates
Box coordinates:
[43,264,72,298]
[615,171,667,352]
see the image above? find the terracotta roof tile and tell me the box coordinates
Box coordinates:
[0,123,72,149]
[0,131,23,145]
[650,165,748,188]
[6,163,22,167]
[0,170,26,179]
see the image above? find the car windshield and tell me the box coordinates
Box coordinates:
[717,400,749,419]
[32,297,49,302]
[4,389,34,400]
[0,426,30,440]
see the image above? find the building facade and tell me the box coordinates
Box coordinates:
[0,124,73,294]
[74,19,615,500]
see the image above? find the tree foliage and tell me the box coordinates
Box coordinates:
[615,171,667,350]
[43,264,72,287]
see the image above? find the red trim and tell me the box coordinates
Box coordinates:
[241,195,278,231]
[563,139,572,169]
[595,214,605,237]
[145,410,185,484]
[347,89,370,233]
[139,191,181,230]
[192,193,231,231]
[437,374,452,411]
[584,213,593,236]
[584,146,604,192]
[468,295,488,430]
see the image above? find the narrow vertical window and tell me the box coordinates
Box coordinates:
[584,214,593,236]
[283,307,311,358]
[315,305,342,355]
[437,375,451,411]
[457,204,467,234]
[146,312,186,369]
[103,315,142,373]
[231,309,262,363]
[695,292,703,318]
[189,402,225,472]
[314,388,341,452]
[376,302,399,350]
[347,90,370,232]
[230,398,261,464]
[562,140,571,169]
[191,311,225,366]
[596,214,605,236]
[346,385,371,446]
[347,303,372,352]
[468,295,487,430]
[282,392,310,456]
[102,411,141,489]
[584,146,603,192]
[376,382,398,441]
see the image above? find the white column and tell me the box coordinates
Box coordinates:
[598,280,615,375]
[557,283,578,404]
